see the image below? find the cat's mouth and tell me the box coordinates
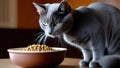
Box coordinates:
[45,30,62,38]
[46,33,61,38]
[46,34,55,38]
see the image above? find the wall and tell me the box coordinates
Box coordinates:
[0,0,17,28]
[103,0,120,9]
[68,0,101,8]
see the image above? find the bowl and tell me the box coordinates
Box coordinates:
[7,47,67,68]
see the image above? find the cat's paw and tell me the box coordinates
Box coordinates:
[89,61,101,68]
[79,60,89,67]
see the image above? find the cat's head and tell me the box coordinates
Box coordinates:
[33,0,73,38]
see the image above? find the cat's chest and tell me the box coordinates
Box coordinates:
[63,34,77,44]
[63,33,91,49]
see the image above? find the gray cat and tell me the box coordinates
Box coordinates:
[33,0,120,68]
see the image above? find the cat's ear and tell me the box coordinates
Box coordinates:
[33,2,46,15]
[57,0,72,13]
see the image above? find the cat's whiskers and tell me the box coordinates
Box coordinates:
[56,38,61,47]
[36,33,44,41]
[42,35,48,44]
[38,34,46,44]
[35,32,44,43]
[34,32,43,36]
[35,32,46,44]
[57,37,67,48]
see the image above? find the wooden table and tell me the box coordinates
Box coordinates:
[0,58,84,68]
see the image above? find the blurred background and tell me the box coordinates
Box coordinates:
[0,0,120,58]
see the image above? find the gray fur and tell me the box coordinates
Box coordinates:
[33,1,120,68]
[98,55,120,68]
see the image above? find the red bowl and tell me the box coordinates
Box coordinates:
[7,47,67,68]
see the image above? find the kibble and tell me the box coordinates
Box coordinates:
[22,44,54,51]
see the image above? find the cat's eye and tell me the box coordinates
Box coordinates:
[54,22,59,26]
[42,22,48,26]
[55,10,65,15]
[58,11,64,15]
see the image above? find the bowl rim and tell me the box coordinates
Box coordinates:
[7,47,67,53]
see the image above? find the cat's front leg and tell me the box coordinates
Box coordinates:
[79,48,92,67]
[89,48,104,67]
[89,29,105,67]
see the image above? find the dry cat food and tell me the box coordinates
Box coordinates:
[22,44,54,51]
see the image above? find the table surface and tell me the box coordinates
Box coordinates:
[0,58,101,68]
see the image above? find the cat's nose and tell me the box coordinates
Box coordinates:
[49,31,56,36]
[48,30,54,35]
[49,32,52,35]
[49,31,53,35]
[47,32,55,38]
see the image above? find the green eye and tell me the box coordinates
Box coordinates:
[55,22,59,26]
[42,22,48,26]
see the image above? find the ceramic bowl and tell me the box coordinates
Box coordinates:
[7,47,67,68]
